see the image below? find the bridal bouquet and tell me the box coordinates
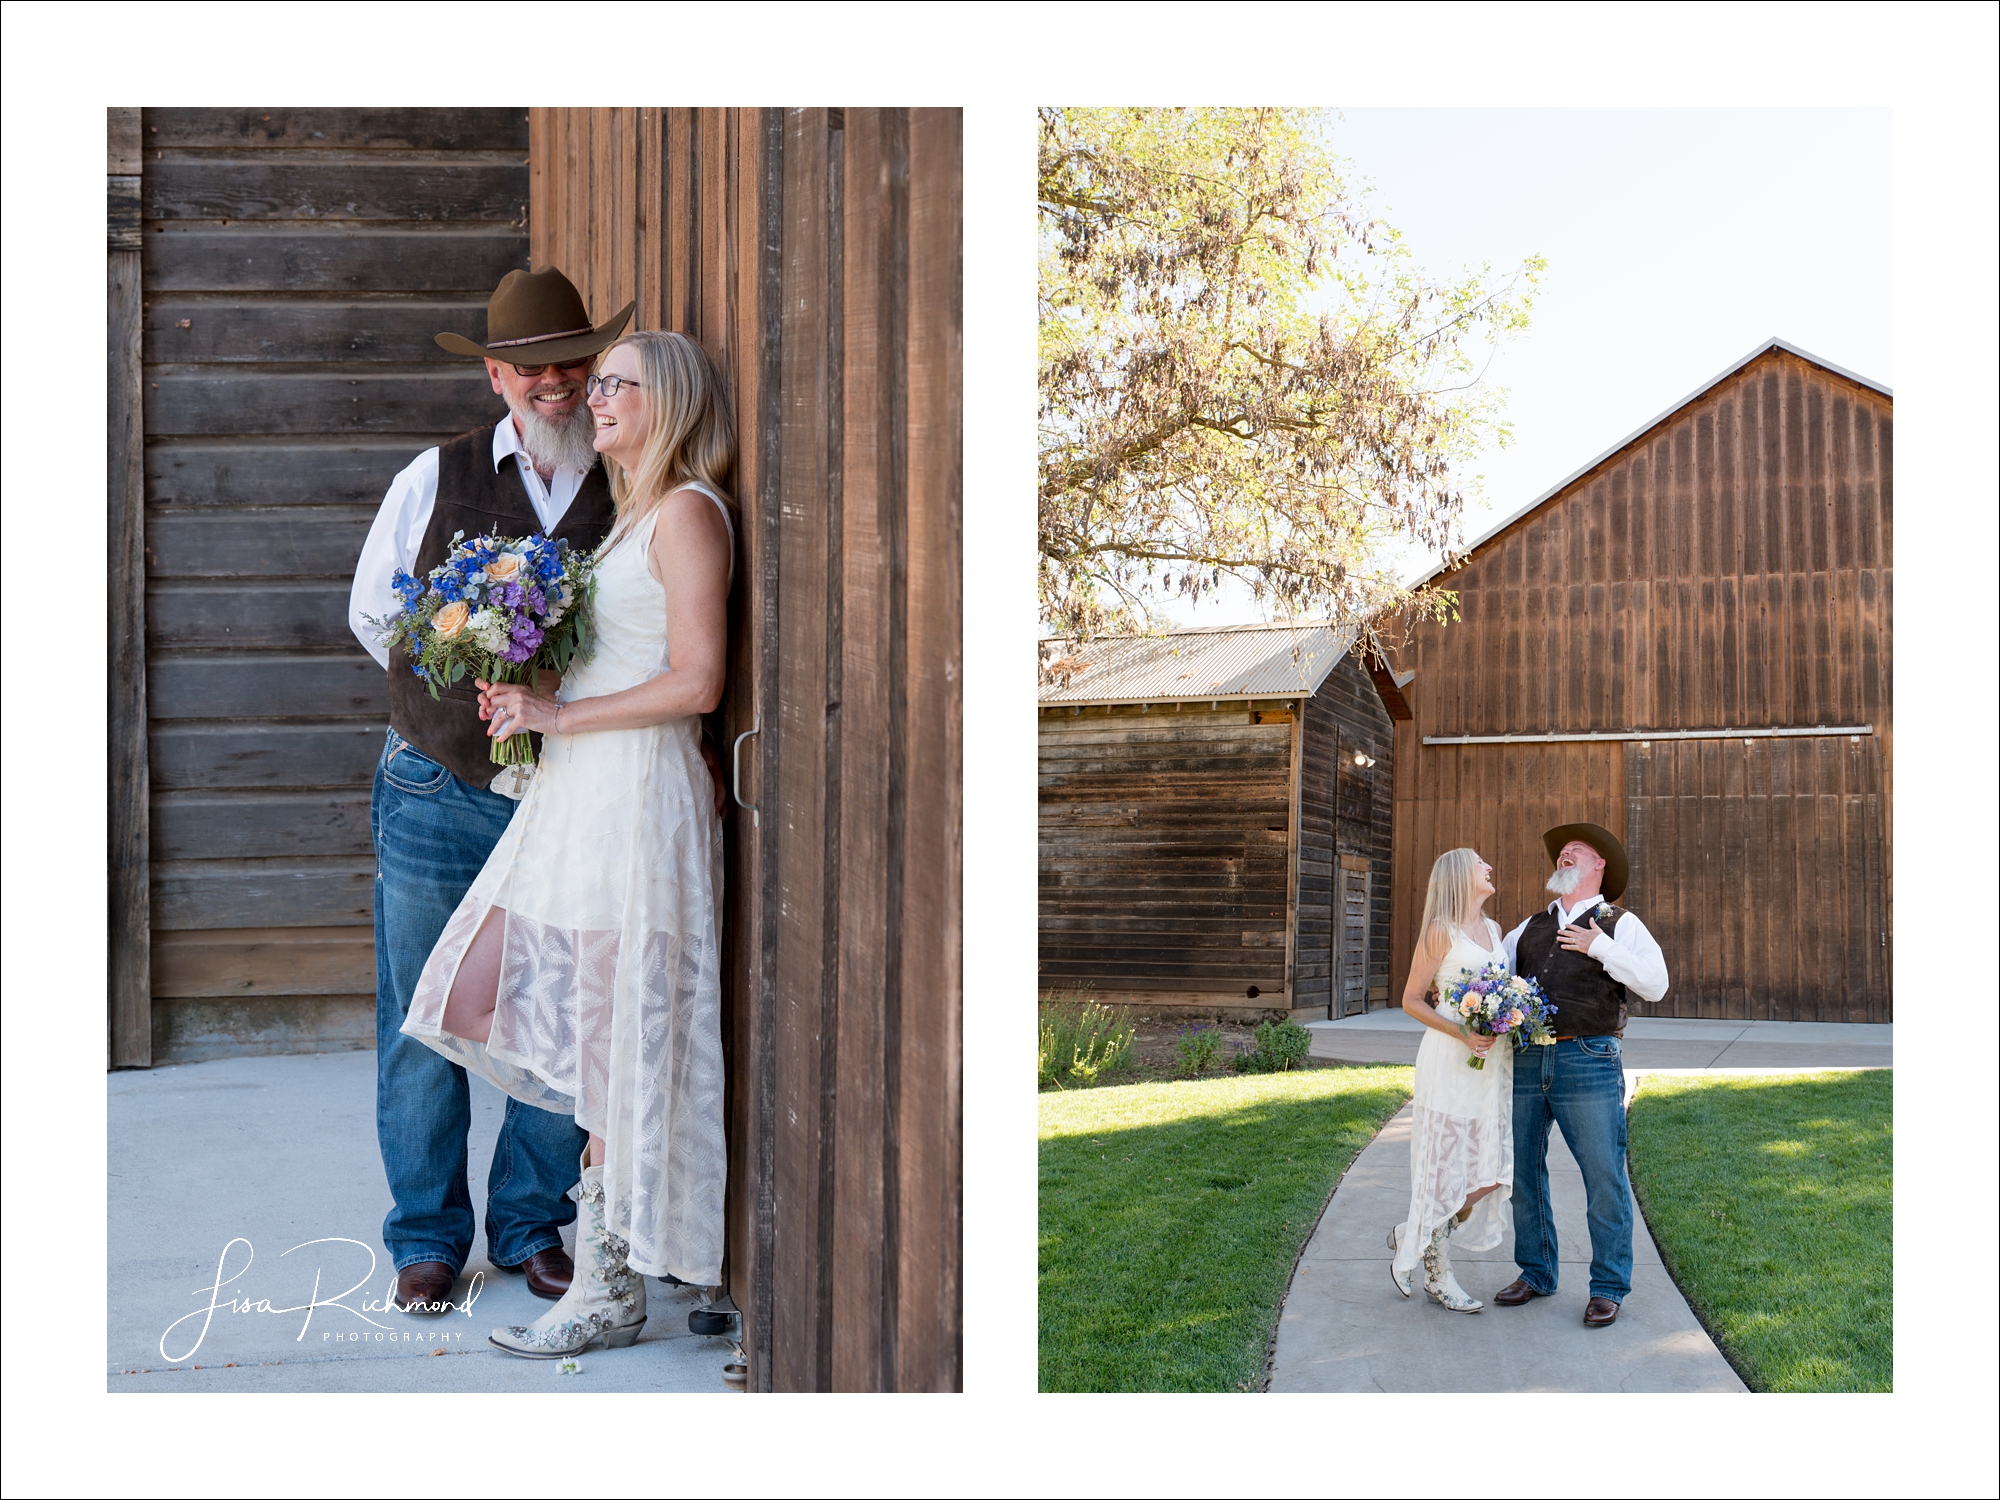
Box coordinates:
[1441,964,1557,1070]
[370,531,595,767]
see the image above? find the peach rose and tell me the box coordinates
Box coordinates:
[484,553,524,583]
[433,600,471,638]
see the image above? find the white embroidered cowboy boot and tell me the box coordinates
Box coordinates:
[1387,1223,1413,1298]
[1422,1218,1483,1313]
[488,1160,647,1358]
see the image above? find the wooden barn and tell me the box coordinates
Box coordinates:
[1382,338,1891,1023]
[1038,623,1403,1021]
[108,107,961,1391]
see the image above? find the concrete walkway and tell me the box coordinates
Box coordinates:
[1268,1102,1746,1393]
[1271,1019,1888,1394]
[1308,1011,1892,1070]
[109,1051,739,1393]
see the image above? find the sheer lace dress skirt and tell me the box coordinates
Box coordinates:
[1392,1019,1514,1277]
[400,716,726,1284]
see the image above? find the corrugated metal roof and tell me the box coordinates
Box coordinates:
[1412,337,1892,590]
[1039,621,1358,704]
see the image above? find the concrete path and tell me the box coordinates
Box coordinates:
[109,1051,739,1393]
[1308,1012,1891,1071]
[1268,1103,1747,1393]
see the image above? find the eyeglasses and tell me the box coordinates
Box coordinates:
[507,357,594,378]
[585,374,643,399]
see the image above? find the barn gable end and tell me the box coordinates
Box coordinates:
[1386,343,1891,1022]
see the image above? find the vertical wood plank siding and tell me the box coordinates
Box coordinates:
[1388,349,1891,1021]
[130,108,528,1064]
[528,107,961,1392]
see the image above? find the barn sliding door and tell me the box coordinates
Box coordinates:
[110,107,528,1067]
[1624,735,1888,1023]
[743,106,964,1395]
[527,106,962,1392]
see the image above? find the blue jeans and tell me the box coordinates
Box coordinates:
[371,728,588,1273]
[1510,1035,1634,1303]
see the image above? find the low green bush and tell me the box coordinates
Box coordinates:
[1234,1018,1311,1073]
[1038,989,1136,1089]
[1172,1022,1226,1076]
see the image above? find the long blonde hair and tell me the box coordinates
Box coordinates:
[599,330,736,540]
[1416,847,1483,966]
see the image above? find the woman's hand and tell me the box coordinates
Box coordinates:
[476,678,560,740]
[1461,1025,1496,1057]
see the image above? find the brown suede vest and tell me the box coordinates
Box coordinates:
[384,423,615,788]
[1515,903,1630,1038]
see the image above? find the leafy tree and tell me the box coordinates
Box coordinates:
[1039,107,1543,639]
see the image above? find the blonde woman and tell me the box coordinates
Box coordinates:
[1387,848,1514,1312]
[399,330,735,1358]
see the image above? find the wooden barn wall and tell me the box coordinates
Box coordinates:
[529,107,962,1393]
[1296,656,1396,1016]
[1390,736,1626,999]
[1388,349,1891,1021]
[1039,702,1296,1006]
[115,107,529,1068]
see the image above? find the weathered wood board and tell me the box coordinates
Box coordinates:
[110,107,149,1065]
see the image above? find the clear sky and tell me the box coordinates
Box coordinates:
[1171,107,1892,624]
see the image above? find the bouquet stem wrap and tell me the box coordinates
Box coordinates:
[486,661,538,767]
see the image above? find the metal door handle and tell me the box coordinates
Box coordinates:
[732,717,761,828]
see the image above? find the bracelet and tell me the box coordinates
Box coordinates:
[553,701,564,735]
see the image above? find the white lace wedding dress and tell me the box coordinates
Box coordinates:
[400,487,729,1285]
[1391,919,1514,1285]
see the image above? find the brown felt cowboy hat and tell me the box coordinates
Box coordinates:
[1542,822,1629,902]
[435,267,634,366]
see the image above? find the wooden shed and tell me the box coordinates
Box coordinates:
[108,107,962,1391]
[1383,339,1891,1023]
[1038,623,1402,1021]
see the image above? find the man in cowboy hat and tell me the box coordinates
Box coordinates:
[1496,822,1669,1328]
[346,267,632,1314]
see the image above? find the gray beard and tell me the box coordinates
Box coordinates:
[1545,865,1584,898]
[510,399,601,476]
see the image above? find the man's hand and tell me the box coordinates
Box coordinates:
[1556,918,1607,960]
[700,738,727,820]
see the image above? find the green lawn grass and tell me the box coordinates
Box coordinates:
[1039,1066,1412,1392]
[1628,1070,1891,1392]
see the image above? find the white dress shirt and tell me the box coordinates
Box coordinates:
[1502,894,1670,1005]
[348,418,595,668]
